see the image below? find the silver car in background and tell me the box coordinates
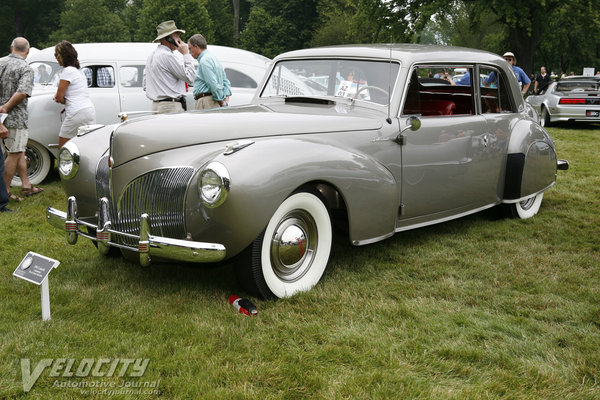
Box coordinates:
[47,44,568,299]
[18,42,270,185]
[526,76,600,126]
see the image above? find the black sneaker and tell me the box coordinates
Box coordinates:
[0,207,16,213]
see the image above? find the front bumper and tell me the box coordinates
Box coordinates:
[46,196,226,266]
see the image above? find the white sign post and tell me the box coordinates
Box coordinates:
[13,252,60,321]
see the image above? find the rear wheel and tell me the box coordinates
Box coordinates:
[235,192,332,299]
[505,193,544,219]
[540,107,551,127]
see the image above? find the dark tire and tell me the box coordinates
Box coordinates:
[235,192,333,299]
[540,107,551,127]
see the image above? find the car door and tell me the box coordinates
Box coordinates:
[81,64,121,124]
[116,63,153,114]
[396,65,493,226]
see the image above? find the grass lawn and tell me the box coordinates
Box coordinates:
[1,124,599,399]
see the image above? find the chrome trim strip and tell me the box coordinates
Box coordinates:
[501,182,555,204]
[394,203,498,234]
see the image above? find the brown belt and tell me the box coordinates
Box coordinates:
[194,92,212,100]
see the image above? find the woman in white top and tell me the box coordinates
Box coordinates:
[53,40,96,148]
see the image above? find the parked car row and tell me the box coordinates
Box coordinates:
[47,44,569,299]
[15,42,270,185]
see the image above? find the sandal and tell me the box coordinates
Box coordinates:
[22,186,44,197]
[9,192,24,202]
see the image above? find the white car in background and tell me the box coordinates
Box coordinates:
[17,42,270,185]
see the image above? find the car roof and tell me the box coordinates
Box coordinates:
[27,42,270,67]
[275,44,504,66]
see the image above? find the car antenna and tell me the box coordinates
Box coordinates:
[386,37,392,124]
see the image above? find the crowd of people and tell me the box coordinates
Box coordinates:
[1,20,231,213]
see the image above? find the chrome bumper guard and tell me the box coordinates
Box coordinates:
[557,159,569,171]
[46,196,226,266]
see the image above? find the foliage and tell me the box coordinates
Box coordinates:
[239,7,291,58]
[0,0,64,52]
[1,125,599,398]
[47,0,129,46]
[240,0,318,57]
[206,0,234,46]
[0,0,599,79]
[135,0,214,43]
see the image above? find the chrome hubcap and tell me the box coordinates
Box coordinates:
[519,196,535,210]
[270,210,317,282]
[25,146,42,176]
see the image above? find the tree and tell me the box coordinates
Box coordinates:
[0,0,64,52]
[240,0,318,56]
[239,6,289,58]
[48,0,129,45]
[135,0,213,43]
[206,0,234,46]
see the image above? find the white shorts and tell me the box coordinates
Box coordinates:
[3,128,28,153]
[59,107,96,139]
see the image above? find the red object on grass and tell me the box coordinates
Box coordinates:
[228,295,258,316]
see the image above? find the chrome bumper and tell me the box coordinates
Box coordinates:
[46,196,226,266]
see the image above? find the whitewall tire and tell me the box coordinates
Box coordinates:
[507,193,544,219]
[9,141,52,186]
[236,192,333,299]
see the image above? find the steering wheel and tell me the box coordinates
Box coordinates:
[352,85,390,100]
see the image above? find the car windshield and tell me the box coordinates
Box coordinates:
[260,59,400,105]
[556,80,600,92]
[29,61,62,86]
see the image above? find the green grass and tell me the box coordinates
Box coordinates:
[1,123,599,399]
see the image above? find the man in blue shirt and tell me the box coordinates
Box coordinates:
[485,52,530,96]
[188,34,231,110]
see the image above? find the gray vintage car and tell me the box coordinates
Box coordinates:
[47,44,568,299]
[526,76,600,126]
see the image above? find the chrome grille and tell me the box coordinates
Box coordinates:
[113,167,194,246]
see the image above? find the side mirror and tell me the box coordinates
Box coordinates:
[402,115,421,133]
[396,116,421,145]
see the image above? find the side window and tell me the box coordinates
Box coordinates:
[402,65,474,116]
[120,65,145,87]
[479,67,514,113]
[225,68,257,89]
[82,66,115,88]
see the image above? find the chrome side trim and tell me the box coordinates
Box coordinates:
[394,203,498,234]
[501,183,554,204]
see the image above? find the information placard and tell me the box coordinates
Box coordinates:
[13,252,59,285]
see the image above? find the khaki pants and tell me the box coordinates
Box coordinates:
[152,101,184,114]
[195,96,221,110]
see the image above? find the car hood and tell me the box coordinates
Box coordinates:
[112,104,383,166]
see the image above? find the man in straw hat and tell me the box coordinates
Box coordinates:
[143,20,196,113]
[502,52,530,96]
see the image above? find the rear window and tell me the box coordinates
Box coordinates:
[556,81,600,92]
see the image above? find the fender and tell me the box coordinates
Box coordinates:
[504,119,557,200]
[186,136,399,258]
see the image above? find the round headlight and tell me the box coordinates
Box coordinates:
[58,141,80,180]
[199,162,230,208]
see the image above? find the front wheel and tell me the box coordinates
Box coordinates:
[235,192,333,299]
[505,193,544,219]
[10,141,52,186]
